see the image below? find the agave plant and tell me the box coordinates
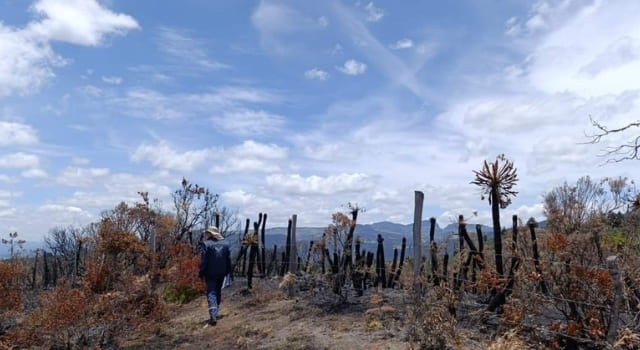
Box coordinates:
[471,154,518,276]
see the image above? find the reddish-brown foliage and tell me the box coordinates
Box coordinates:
[163,242,204,303]
[0,261,22,313]
[545,232,568,252]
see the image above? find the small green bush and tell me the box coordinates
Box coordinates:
[162,284,199,304]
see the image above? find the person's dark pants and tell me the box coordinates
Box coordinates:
[205,275,225,320]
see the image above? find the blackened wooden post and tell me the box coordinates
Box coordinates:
[215,212,220,229]
[284,219,292,270]
[268,245,277,276]
[247,222,259,289]
[443,252,449,286]
[280,251,287,276]
[512,215,518,244]
[428,217,439,285]
[394,237,407,284]
[261,213,267,277]
[289,214,298,274]
[256,213,263,275]
[376,234,386,288]
[528,222,547,294]
[240,218,250,276]
[365,251,374,288]
[305,241,314,272]
[388,248,398,288]
[43,251,50,287]
[344,208,358,271]
[475,224,484,254]
[458,215,465,252]
[413,191,424,285]
[32,249,39,289]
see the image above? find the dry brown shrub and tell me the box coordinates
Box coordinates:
[615,328,640,349]
[162,242,204,303]
[406,286,459,350]
[0,261,22,314]
[488,329,529,350]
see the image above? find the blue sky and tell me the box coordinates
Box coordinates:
[2,0,640,242]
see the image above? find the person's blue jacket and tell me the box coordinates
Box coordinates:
[198,239,232,279]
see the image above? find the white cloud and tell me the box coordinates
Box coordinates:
[21,168,48,179]
[57,167,110,187]
[79,84,103,97]
[0,24,65,97]
[364,2,384,22]
[28,0,139,46]
[211,158,280,174]
[0,121,39,146]
[228,140,287,160]
[155,26,229,71]
[390,38,413,50]
[212,109,285,137]
[131,139,287,175]
[210,140,287,174]
[318,16,329,28]
[0,190,22,199]
[0,175,17,183]
[111,86,280,120]
[266,173,374,195]
[0,0,138,97]
[71,157,90,165]
[251,1,327,54]
[131,142,216,172]
[0,153,39,168]
[304,68,329,81]
[101,76,122,85]
[39,204,83,213]
[337,59,367,75]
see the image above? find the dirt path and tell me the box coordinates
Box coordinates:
[121,278,413,349]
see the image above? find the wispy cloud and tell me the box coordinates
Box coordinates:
[212,109,285,137]
[304,68,329,80]
[364,2,384,22]
[337,59,367,75]
[101,76,122,85]
[107,86,281,121]
[390,38,413,50]
[131,142,216,172]
[155,26,229,71]
[0,153,40,168]
[331,2,435,100]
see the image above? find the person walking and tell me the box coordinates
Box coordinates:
[198,226,231,326]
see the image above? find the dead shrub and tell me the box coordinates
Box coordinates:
[406,286,459,350]
[162,242,204,304]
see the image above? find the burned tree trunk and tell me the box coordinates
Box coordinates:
[375,234,386,288]
[394,237,407,285]
[261,213,267,277]
[32,249,39,289]
[413,191,424,286]
[247,222,259,290]
[387,248,398,288]
[429,217,439,285]
[285,219,292,273]
[528,222,548,295]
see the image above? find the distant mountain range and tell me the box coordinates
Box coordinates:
[1,220,546,260]
[260,220,495,259]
